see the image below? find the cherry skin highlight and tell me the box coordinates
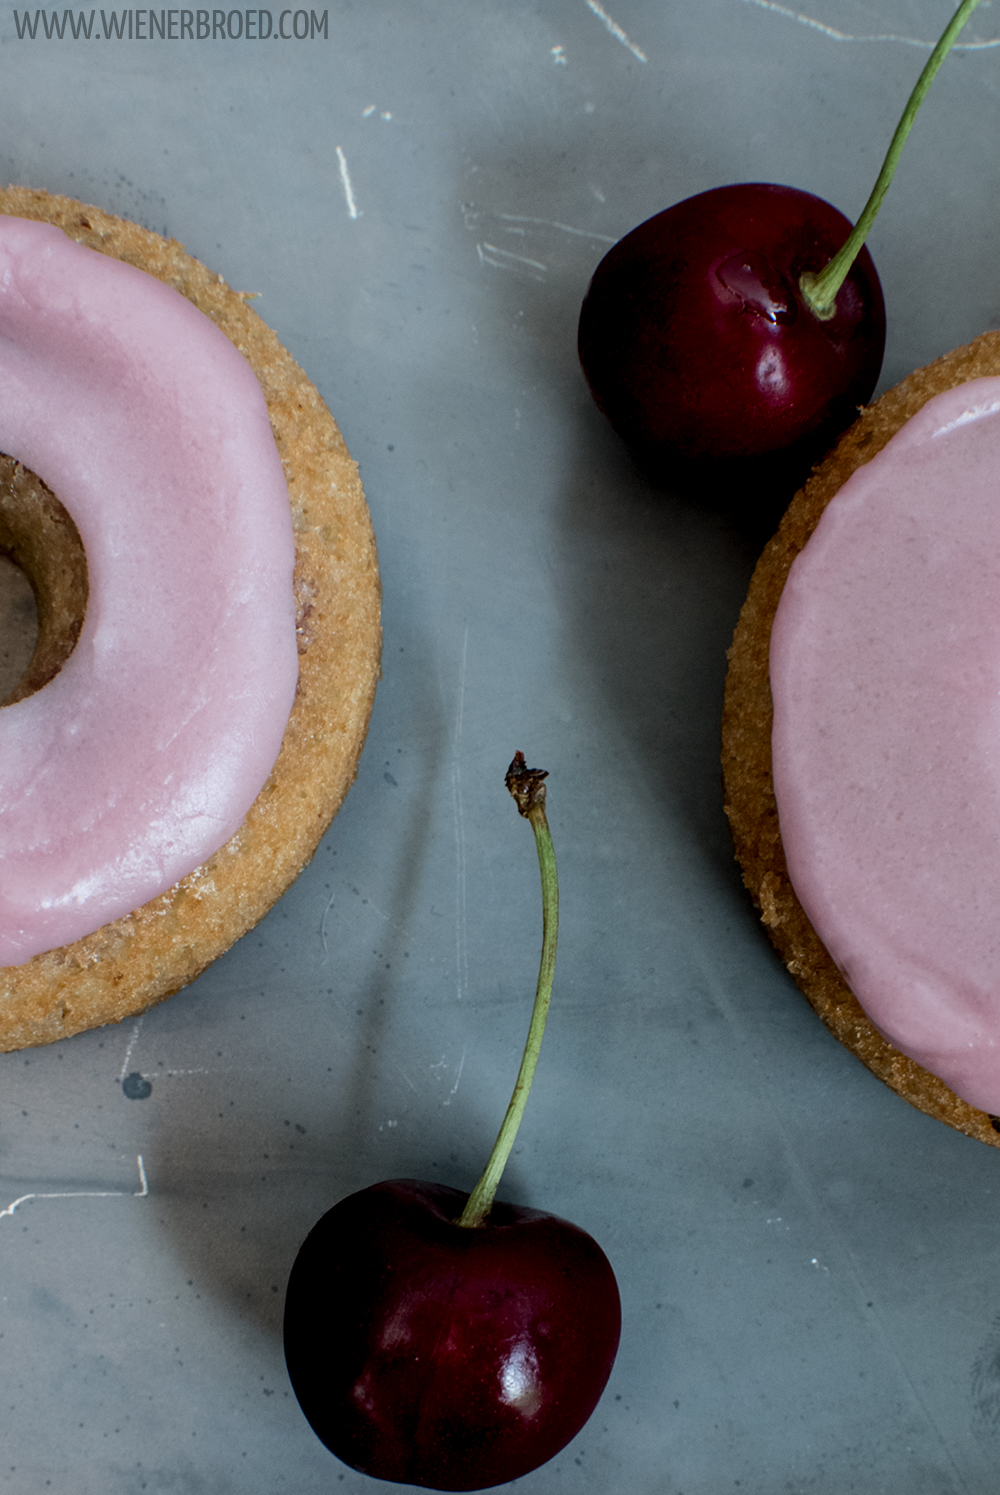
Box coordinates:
[283,1178,622,1491]
[578,183,886,472]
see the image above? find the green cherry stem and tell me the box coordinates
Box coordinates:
[457,754,559,1231]
[800,0,984,320]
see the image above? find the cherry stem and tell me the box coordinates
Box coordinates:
[800,0,983,320]
[456,754,559,1231]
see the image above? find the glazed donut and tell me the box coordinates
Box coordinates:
[0,213,299,962]
[722,330,1000,1149]
[0,186,381,1050]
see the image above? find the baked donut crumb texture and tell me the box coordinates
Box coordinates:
[0,185,381,1050]
[723,328,1000,1149]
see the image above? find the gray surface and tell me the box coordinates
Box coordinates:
[1,1,999,1490]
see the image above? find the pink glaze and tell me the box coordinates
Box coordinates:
[0,216,298,963]
[771,378,1000,1112]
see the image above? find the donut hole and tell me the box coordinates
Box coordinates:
[0,455,88,707]
[0,557,38,700]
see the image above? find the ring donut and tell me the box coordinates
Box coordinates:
[0,186,381,1050]
[0,212,299,960]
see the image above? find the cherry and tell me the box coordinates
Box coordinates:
[283,756,621,1489]
[579,0,984,480]
[283,1179,621,1491]
[578,181,885,468]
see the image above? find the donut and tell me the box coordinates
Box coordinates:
[0,185,381,1050]
[0,211,299,960]
[723,331,1000,1148]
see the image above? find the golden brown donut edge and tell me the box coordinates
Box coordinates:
[0,185,382,1049]
[722,329,1000,1149]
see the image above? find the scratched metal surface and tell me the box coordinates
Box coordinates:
[0,2,999,1491]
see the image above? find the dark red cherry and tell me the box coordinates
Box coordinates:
[283,1178,622,1491]
[578,183,886,472]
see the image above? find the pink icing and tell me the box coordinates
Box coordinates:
[0,216,298,963]
[771,377,1000,1112]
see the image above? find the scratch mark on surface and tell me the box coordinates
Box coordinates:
[452,627,470,1004]
[1,1155,148,1218]
[443,1046,467,1106]
[741,0,1000,49]
[481,243,549,272]
[464,207,616,266]
[139,1067,212,1079]
[322,888,407,961]
[496,212,617,243]
[393,1061,419,1094]
[119,1016,144,1082]
[365,897,408,934]
[320,887,336,956]
[476,244,546,278]
[477,244,516,273]
[336,146,360,219]
[583,0,647,62]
